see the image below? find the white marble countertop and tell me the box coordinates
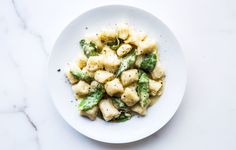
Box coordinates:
[1,0,236,149]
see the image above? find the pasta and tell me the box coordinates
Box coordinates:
[65,23,165,122]
[72,80,90,96]
[120,69,139,86]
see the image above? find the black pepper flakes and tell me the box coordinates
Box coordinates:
[85,26,88,30]
[57,69,61,72]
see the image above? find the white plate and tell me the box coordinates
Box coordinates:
[48,5,187,144]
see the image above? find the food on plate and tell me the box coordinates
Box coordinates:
[66,23,165,122]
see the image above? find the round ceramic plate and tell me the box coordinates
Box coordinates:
[48,5,187,143]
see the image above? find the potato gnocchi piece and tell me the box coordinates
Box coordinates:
[85,34,104,50]
[94,70,114,83]
[149,79,162,96]
[131,104,147,116]
[66,70,78,85]
[72,81,90,96]
[136,39,157,55]
[75,54,87,69]
[103,53,121,73]
[101,46,116,55]
[117,23,130,40]
[65,64,80,84]
[86,55,104,71]
[81,66,95,78]
[98,28,117,42]
[135,55,143,68]
[105,78,124,96]
[99,99,120,121]
[125,31,147,46]
[117,44,132,57]
[151,63,165,80]
[121,69,139,86]
[89,81,99,93]
[121,85,139,106]
[80,106,98,120]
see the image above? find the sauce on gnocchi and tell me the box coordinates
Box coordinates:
[66,23,165,122]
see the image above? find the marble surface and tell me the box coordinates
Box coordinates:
[0,0,236,149]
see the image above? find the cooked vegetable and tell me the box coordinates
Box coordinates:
[137,71,150,107]
[80,39,98,57]
[116,50,136,77]
[111,97,128,111]
[140,53,157,72]
[112,112,132,122]
[79,83,105,111]
[70,69,93,82]
[107,38,121,50]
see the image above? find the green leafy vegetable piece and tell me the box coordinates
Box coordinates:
[70,69,93,82]
[140,53,157,72]
[112,97,128,111]
[116,50,136,77]
[112,112,132,122]
[107,38,121,50]
[79,83,105,111]
[80,39,98,57]
[137,71,150,107]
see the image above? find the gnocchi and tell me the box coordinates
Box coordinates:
[117,23,130,40]
[75,54,87,69]
[65,23,165,122]
[86,55,104,71]
[94,70,114,83]
[120,69,139,86]
[117,44,132,57]
[121,86,139,106]
[105,78,124,96]
[80,106,98,120]
[99,99,120,121]
[149,79,162,96]
[72,80,90,96]
[151,63,165,80]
